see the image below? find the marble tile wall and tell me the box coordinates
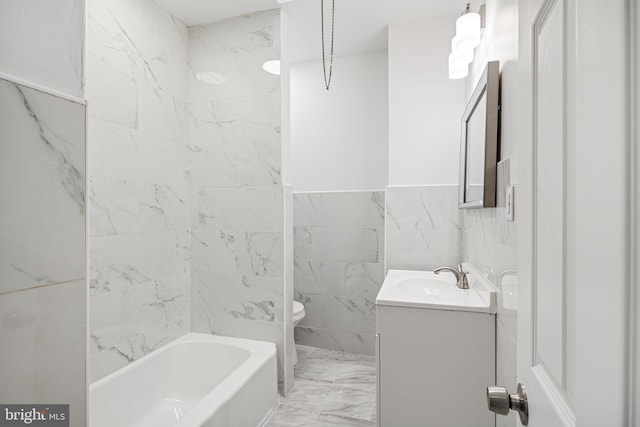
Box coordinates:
[0,78,86,425]
[293,191,385,355]
[385,185,462,271]
[461,158,518,427]
[0,0,84,98]
[86,0,191,381]
[188,10,293,393]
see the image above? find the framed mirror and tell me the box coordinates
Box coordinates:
[459,60,500,209]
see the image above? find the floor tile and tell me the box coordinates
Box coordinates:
[315,413,376,426]
[266,345,377,426]
[296,344,316,362]
[295,358,376,392]
[307,347,375,364]
[266,404,319,427]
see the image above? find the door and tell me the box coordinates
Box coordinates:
[516,0,632,426]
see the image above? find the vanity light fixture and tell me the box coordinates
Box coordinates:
[455,3,481,50]
[449,54,469,79]
[450,37,473,67]
[262,60,281,75]
[448,3,484,80]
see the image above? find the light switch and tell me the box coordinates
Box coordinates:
[505,185,514,222]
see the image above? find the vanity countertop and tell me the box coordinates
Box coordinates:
[376,268,497,314]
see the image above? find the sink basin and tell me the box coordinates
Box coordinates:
[396,277,460,297]
[376,269,497,313]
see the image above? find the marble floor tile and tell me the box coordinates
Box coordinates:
[267,405,319,427]
[314,413,376,426]
[307,347,376,364]
[296,344,316,362]
[266,345,377,426]
[295,359,376,392]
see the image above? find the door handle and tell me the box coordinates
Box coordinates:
[487,383,529,425]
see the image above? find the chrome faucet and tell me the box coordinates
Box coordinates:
[434,264,469,289]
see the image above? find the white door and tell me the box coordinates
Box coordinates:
[515,0,633,426]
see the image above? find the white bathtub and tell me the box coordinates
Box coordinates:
[90,333,278,427]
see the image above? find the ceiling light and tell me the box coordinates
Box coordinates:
[454,3,481,50]
[262,60,281,75]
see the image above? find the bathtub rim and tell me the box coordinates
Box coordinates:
[90,332,278,427]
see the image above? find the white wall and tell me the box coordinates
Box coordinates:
[468,0,519,169]
[0,0,84,98]
[388,16,466,186]
[291,51,388,192]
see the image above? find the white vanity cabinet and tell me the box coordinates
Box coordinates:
[375,269,497,427]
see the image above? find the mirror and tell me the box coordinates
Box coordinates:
[459,60,500,208]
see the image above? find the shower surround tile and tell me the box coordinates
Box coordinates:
[0,79,86,294]
[0,0,84,97]
[0,78,86,426]
[88,118,189,186]
[0,279,87,424]
[188,10,293,393]
[194,272,283,323]
[191,230,284,277]
[187,100,282,188]
[191,187,283,231]
[87,4,292,392]
[89,316,189,383]
[90,232,189,295]
[86,0,191,381]
[85,0,189,134]
[90,273,190,354]
[385,185,462,271]
[293,192,385,356]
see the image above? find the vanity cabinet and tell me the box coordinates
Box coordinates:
[375,269,496,427]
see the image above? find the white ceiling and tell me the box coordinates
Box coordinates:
[154,0,464,63]
[283,0,463,63]
[153,0,281,26]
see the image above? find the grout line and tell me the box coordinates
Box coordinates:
[0,278,84,297]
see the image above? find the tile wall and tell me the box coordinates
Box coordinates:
[462,159,518,427]
[188,10,293,392]
[0,78,86,425]
[293,191,385,355]
[0,0,84,97]
[385,185,462,271]
[86,0,191,381]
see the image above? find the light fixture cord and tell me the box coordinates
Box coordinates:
[321,0,335,90]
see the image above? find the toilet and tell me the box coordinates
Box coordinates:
[293,300,305,327]
[292,300,306,365]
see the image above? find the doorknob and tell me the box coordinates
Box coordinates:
[487,383,529,425]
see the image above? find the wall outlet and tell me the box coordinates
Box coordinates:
[505,185,514,222]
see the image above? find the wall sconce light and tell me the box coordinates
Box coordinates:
[448,3,484,80]
[455,3,481,50]
[449,54,469,80]
[450,37,473,67]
